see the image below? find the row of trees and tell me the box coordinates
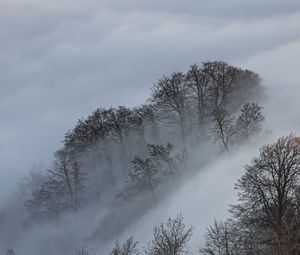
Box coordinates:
[151,62,261,147]
[22,61,263,225]
[24,102,264,220]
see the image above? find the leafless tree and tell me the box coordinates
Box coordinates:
[50,150,86,211]
[199,219,258,255]
[63,108,116,199]
[231,135,300,253]
[25,150,85,218]
[151,72,190,146]
[235,102,264,141]
[200,219,235,255]
[147,143,180,176]
[211,107,236,151]
[107,107,133,145]
[125,156,158,202]
[186,64,210,128]
[110,236,140,255]
[230,69,262,108]
[63,107,111,155]
[136,104,160,141]
[202,61,238,111]
[145,214,193,255]
[24,170,64,219]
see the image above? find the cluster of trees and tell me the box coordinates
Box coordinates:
[151,62,261,148]
[0,61,265,255]
[23,61,263,222]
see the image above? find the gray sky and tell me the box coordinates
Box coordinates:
[1,0,300,203]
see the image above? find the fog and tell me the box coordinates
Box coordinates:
[1,1,300,254]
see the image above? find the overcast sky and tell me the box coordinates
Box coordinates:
[1,0,300,203]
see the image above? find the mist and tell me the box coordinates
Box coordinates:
[1,1,300,255]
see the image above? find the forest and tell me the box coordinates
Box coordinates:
[2,61,299,255]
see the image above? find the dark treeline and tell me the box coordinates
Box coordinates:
[0,61,265,254]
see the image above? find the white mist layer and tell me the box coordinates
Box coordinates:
[98,40,300,254]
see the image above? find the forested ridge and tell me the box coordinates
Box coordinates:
[4,61,295,255]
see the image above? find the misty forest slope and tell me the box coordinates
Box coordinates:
[1,61,299,255]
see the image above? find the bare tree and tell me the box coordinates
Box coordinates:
[231,135,300,253]
[151,72,190,146]
[63,108,116,200]
[24,170,64,219]
[199,219,257,255]
[50,150,86,211]
[202,61,238,110]
[135,104,160,142]
[145,214,193,255]
[146,143,180,176]
[131,104,161,146]
[107,106,133,146]
[235,102,264,141]
[110,237,140,255]
[186,64,210,128]
[18,164,47,202]
[211,107,235,151]
[25,150,86,219]
[200,220,234,255]
[230,69,261,108]
[125,156,158,202]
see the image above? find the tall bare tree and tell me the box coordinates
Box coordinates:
[51,150,85,211]
[186,64,210,128]
[235,102,265,141]
[25,150,85,218]
[199,219,259,255]
[231,135,300,253]
[151,72,190,146]
[211,107,235,151]
[202,61,237,110]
